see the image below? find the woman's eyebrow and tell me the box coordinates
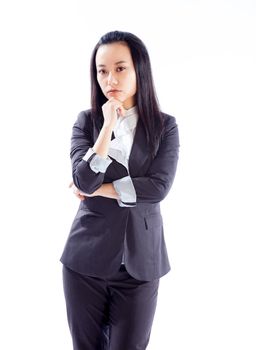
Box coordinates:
[97,60,127,67]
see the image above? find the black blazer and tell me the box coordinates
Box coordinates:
[60,109,179,281]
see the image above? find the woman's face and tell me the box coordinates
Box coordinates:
[95,42,137,109]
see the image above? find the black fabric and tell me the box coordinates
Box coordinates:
[60,110,179,281]
[62,264,159,350]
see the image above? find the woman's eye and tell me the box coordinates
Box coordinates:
[117,67,126,72]
[98,69,106,74]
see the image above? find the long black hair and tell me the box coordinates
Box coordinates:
[90,30,164,157]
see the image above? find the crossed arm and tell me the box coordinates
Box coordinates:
[70,181,118,201]
[70,111,179,206]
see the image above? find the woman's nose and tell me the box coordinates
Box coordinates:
[107,72,118,85]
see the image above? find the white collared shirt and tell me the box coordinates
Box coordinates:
[82,105,138,207]
[108,105,139,170]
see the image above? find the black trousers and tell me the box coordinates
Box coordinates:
[62,264,159,350]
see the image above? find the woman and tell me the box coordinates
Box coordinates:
[60,30,179,350]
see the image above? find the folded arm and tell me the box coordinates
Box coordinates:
[113,116,179,206]
[71,111,114,194]
[71,111,179,207]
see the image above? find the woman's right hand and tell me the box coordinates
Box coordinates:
[102,97,125,130]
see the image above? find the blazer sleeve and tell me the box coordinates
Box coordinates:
[71,110,112,194]
[113,116,180,205]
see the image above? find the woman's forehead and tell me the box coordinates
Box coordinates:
[96,42,132,66]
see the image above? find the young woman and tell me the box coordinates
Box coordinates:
[60,30,179,350]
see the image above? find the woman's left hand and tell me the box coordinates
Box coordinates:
[69,182,87,200]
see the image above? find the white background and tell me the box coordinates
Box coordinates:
[0,0,256,349]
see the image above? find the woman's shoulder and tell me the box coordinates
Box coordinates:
[160,111,176,123]
[160,112,178,131]
[76,108,93,121]
[74,108,93,129]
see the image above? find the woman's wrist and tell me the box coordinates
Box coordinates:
[96,183,119,200]
[102,122,114,131]
[93,124,113,159]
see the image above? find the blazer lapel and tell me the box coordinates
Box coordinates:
[128,118,150,176]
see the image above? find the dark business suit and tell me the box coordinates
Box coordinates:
[61,109,179,280]
[60,109,179,349]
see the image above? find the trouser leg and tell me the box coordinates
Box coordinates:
[62,265,109,350]
[62,264,159,350]
[108,266,159,350]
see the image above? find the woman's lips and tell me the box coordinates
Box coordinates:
[107,90,121,95]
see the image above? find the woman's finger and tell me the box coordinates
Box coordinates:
[77,194,86,200]
[69,181,86,200]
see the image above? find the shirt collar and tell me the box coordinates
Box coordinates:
[124,105,138,118]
